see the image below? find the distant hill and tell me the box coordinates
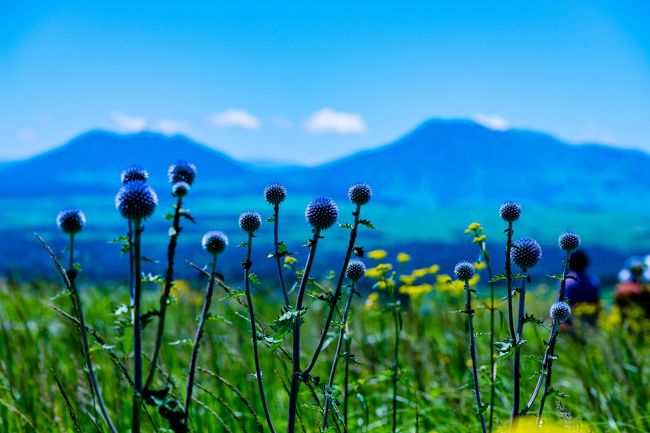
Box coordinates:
[0,130,260,196]
[2,119,649,280]
[293,119,650,209]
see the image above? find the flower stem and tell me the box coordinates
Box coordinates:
[183,255,218,422]
[131,221,143,433]
[465,280,488,433]
[391,302,400,433]
[322,284,355,430]
[473,233,496,433]
[144,196,183,392]
[511,272,528,421]
[303,204,361,377]
[272,204,290,307]
[287,230,321,433]
[343,329,352,427]
[244,233,277,433]
[505,221,516,342]
[67,235,119,433]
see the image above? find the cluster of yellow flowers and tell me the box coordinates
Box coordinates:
[362,249,483,309]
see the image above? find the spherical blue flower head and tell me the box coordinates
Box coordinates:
[511,238,542,270]
[499,201,522,223]
[239,211,262,234]
[454,261,475,282]
[202,230,229,255]
[120,165,149,184]
[264,183,287,206]
[348,183,372,206]
[56,209,86,235]
[549,302,571,322]
[558,231,580,252]
[115,181,158,221]
[168,160,197,186]
[172,181,190,198]
[346,260,366,282]
[305,197,339,231]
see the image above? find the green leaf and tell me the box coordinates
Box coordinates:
[359,219,376,229]
[248,273,261,285]
[238,241,248,247]
[339,223,353,229]
[141,256,159,264]
[220,290,246,301]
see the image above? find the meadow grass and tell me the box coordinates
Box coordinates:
[0,276,648,433]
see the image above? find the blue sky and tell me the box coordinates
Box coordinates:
[1,1,649,165]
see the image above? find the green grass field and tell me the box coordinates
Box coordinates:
[1,262,648,432]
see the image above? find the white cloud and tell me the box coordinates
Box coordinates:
[112,110,147,132]
[152,118,190,135]
[472,113,509,131]
[207,109,261,130]
[18,129,37,141]
[304,108,366,134]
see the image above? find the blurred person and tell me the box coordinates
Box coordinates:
[563,250,600,325]
[614,257,650,322]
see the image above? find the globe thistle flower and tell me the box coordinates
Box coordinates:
[239,211,262,234]
[346,260,366,282]
[305,197,339,231]
[56,209,86,235]
[348,183,372,206]
[120,165,149,184]
[558,231,580,252]
[549,302,571,322]
[499,200,522,223]
[264,183,287,206]
[168,160,197,185]
[511,238,542,270]
[201,231,229,256]
[115,181,158,221]
[454,261,475,282]
[172,181,190,197]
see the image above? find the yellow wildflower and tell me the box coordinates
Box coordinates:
[464,222,483,234]
[427,264,440,274]
[367,249,388,260]
[365,263,393,279]
[399,274,417,285]
[364,292,379,311]
[284,256,297,266]
[396,252,411,263]
[474,261,487,270]
[413,268,428,278]
[473,234,487,243]
[399,283,433,300]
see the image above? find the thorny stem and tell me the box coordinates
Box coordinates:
[272,204,290,307]
[505,221,516,343]
[322,284,356,430]
[44,233,118,433]
[303,204,362,377]
[520,324,559,416]
[144,196,183,392]
[132,222,143,433]
[391,297,400,433]
[472,230,496,433]
[287,230,321,433]
[512,272,528,421]
[183,255,218,422]
[243,233,277,433]
[465,280,488,433]
[523,251,571,420]
[128,221,135,308]
[343,328,352,427]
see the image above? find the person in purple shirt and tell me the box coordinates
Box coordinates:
[564,250,600,325]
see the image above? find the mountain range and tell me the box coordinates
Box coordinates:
[2,119,648,280]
